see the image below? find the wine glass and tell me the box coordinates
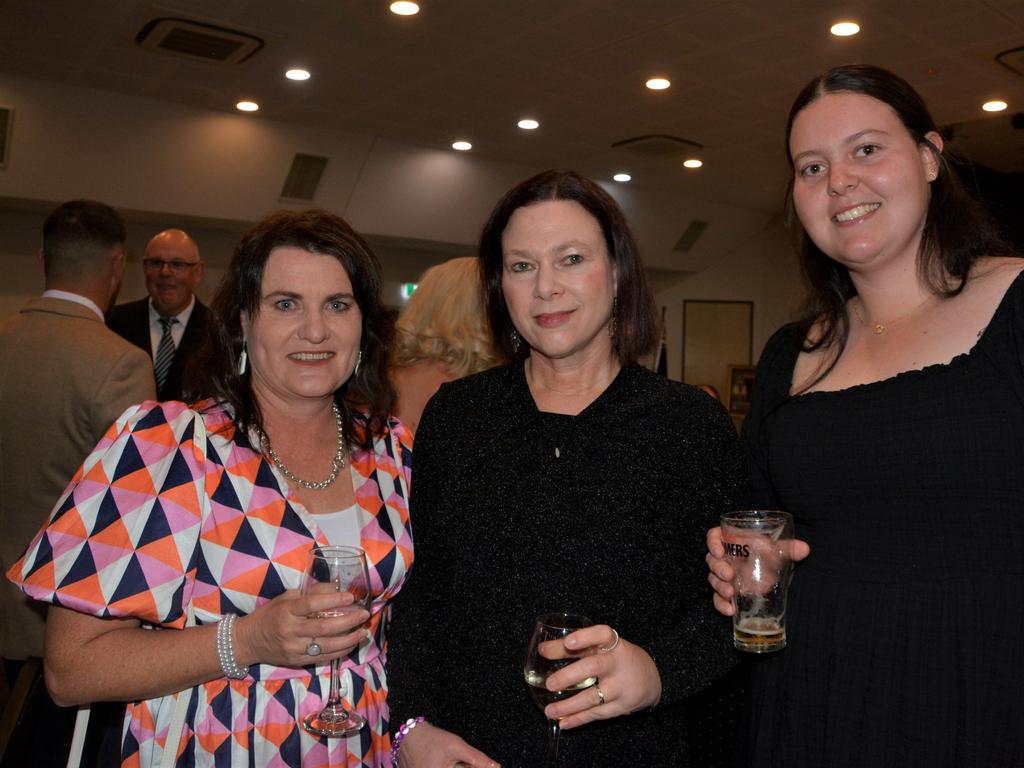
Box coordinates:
[301,545,372,738]
[523,613,596,767]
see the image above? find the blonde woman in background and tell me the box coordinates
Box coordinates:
[390,257,505,433]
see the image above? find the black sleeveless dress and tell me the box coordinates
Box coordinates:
[741,269,1024,767]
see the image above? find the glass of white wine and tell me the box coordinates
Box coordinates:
[523,613,596,767]
[301,545,371,738]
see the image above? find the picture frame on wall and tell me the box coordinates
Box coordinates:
[726,365,757,415]
[681,300,753,402]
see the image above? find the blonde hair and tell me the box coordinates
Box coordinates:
[391,256,504,378]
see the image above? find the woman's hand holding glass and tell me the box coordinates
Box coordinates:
[539,624,662,731]
[705,526,811,616]
[233,586,370,669]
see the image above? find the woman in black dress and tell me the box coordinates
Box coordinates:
[706,64,1024,766]
[388,170,745,767]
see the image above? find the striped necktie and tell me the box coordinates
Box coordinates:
[154,316,178,393]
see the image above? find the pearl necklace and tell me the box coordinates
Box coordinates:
[851,295,933,335]
[260,402,346,490]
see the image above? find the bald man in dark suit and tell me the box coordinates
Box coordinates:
[107,228,210,401]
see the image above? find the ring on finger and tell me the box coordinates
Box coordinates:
[599,628,620,654]
[306,639,322,656]
[595,684,606,706]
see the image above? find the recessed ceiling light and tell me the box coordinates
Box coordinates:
[983,100,1008,112]
[683,158,703,169]
[646,77,671,91]
[830,21,860,36]
[452,141,472,151]
[613,173,631,182]
[390,1,419,15]
[285,69,310,81]
[236,100,259,112]
[518,118,540,130]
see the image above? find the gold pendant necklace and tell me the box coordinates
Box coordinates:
[851,294,933,335]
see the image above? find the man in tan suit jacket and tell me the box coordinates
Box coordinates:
[0,200,155,761]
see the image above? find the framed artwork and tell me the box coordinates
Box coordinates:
[681,300,753,402]
[727,365,757,415]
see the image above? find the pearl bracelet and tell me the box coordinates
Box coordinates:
[216,613,249,680]
[391,716,425,766]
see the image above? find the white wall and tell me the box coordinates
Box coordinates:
[652,215,803,385]
[0,72,804,363]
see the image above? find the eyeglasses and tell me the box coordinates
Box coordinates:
[143,258,201,274]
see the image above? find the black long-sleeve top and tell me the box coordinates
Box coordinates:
[387,363,745,766]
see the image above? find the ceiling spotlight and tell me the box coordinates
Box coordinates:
[517,118,540,130]
[646,77,671,91]
[285,69,311,81]
[613,173,631,182]
[830,21,860,36]
[683,158,703,169]
[390,1,419,15]
[452,140,472,151]
[236,100,259,112]
[983,100,1008,112]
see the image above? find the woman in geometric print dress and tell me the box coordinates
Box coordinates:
[8,209,413,768]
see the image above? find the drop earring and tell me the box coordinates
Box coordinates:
[354,350,362,376]
[609,296,619,338]
[510,329,521,355]
[238,342,248,375]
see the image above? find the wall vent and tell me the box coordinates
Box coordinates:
[674,220,709,253]
[136,18,264,64]
[0,106,13,169]
[281,154,329,201]
[611,134,703,157]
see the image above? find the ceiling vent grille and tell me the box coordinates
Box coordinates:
[674,220,709,253]
[136,18,264,64]
[611,134,703,157]
[281,154,329,201]
[996,47,1024,77]
[0,106,13,169]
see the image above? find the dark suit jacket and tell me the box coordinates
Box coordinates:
[108,297,210,401]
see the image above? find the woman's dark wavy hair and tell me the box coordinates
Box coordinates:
[785,64,1010,362]
[186,209,395,449]
[479,169,659,365]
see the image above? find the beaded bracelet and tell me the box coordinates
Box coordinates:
[391,716,426,766]
[216,613,250,680]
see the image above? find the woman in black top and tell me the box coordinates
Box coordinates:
[388,170,745,767]
[706,65,1024,766]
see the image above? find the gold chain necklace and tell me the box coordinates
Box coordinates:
[851,294,933,335]
[260,402,345,490]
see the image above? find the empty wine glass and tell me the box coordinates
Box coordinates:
[523,613,596,767]
[302,545,371,737]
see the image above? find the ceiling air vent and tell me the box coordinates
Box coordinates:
[996,47,1024,77]
[611,134,703,157]
[281,154,329,201]
[0,106,13,169]
[674,220,709,253]
[136,17,264,64]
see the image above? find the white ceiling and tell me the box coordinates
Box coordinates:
[1,0,1023,215]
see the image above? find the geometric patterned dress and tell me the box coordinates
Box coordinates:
[6,399,413,768]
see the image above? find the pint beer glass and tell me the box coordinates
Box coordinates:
[720,510,794,653]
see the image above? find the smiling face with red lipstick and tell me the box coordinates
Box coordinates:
[789,90,942,276]
[243,246,363,406]
[500,199,617,367]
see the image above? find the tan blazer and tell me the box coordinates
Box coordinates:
[0,296,156,660]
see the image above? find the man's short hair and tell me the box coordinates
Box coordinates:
[42,199,126,281]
